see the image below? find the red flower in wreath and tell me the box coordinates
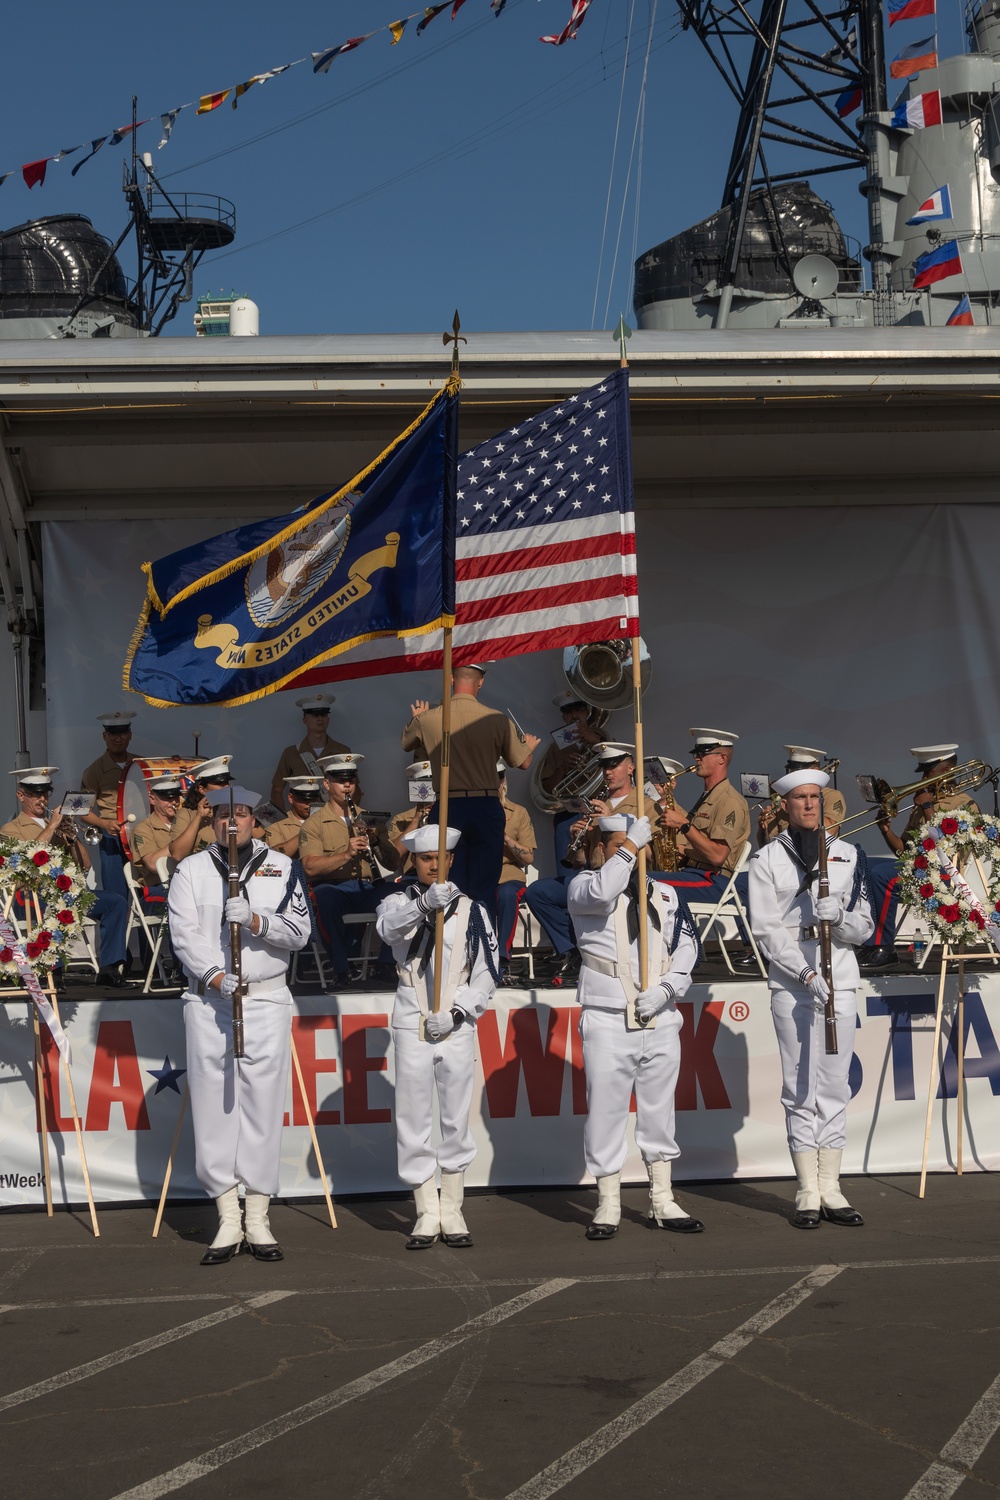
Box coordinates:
[0,947,13,963]
[25,940,40,958]
[921,837,937,852]
[943,905,962,924]
[940,816,959,835]
[919,883,934,899]
[32,850,49,867]
[36,931,51,949]
[56,910,74,926]
[971,911,986,929]
[914,855,929,871]
[55,874,72,892]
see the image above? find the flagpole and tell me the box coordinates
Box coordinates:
[432,312,465,1016]
[614,315,648,997]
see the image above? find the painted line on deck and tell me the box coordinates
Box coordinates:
[903,1368,1000,1500]
[5,1254,1000,1316]
[504,1265,846,1500]
[0,1248,44,1295]
[109,1279,575,1500]
[0,1291,294,1412]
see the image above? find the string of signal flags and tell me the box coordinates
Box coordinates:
[5,0,594,194]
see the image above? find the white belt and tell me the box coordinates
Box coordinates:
[581,952,668,979]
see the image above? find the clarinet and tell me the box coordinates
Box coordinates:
[817,831,837,1056]
[560,780,608,869]
[345,793,371,888]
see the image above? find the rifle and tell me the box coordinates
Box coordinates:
[816,830,837,1056]
[227,784,245,1059]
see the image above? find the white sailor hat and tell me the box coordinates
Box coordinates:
[295,693,335,712]
[785,744,827,765]
[284,776,324,796]
[690,727,738,750]
[593,741,635,763]
[97,712,135,729]
[553,688,587,711]
[401,823,461,853]
[911,743,959,766]
[192,755,232,782]
[497,759,508,775]
[206,785,260,811]
[462,661,490,674]
[405,760,432,779]
[598,814,634,833]
[773,769,830,796]
[651,756,687,778]
[10,765,58,788]
[319,752,363,774]
[148,774,184,792]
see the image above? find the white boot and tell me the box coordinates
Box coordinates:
[647,1160,704,1234]
[817,1148,864,1225]
[243,1191,284,1260]
[406,1177,441,1250]
[586,1173,621,1240]
[201,1185,243,1265]
[439,1170,472,1247]
[791,1149,821,1228]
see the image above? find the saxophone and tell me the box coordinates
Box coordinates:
[650,764,695,873]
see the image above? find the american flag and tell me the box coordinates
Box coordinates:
[293,368,637,683]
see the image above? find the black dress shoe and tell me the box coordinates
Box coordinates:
[200,1240,243,1265]
[585,1221,618,1240]
[791,1209,821,1229]
[96,966,128,989]
[405,1232,439,1250]
[441,1232,473,1248]
[245,1240,284,1261]
[821,1205,864,1226]
[549,951,580,988]
[651,1214,705,1234]
[858,946,898,971]
[732,952,760,972]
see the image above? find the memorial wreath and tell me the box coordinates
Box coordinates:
[0,837,96,981]
[896,809,1000,945]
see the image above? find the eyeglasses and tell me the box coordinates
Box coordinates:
[693,747,722,758]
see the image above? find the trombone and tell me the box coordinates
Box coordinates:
[837,760,995,838]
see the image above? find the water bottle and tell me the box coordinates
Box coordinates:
[912,925,925,966]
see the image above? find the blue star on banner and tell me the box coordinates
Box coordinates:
[147,1056,187,1095]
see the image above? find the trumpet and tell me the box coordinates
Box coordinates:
[837,760,995,838]
[560,781,608,869]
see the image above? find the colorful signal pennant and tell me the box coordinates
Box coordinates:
[542,0,593,44]
[946,293,974,325]
[912,239,962,287]
[906,183,953,223]
[889,0,936,23]
[890,36,938,78]
[890,89,943,128]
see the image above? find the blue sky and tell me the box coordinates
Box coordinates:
[0,0,970,336]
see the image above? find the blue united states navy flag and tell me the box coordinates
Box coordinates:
[124,381,458,707]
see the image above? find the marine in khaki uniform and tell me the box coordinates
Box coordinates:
[861,742,979,971]
[523,742,656,987]
[401,662,539,909]
[129,774,184,887]
[299,753,396,983]
[80,711,137,905]
[758,746,847,846]
[168,757,233,864]
[3,766,129,986]
[496,763,538,972]
[656,729,751,949]
[264,777,325,858]
[269,694,350,809]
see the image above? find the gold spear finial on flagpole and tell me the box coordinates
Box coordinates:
[442,309,467,376]
[613,313,633,369]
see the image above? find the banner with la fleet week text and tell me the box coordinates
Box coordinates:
[0,975,997,1207]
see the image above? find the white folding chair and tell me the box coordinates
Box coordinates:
[345,912,380,981]
[683,842,767,977]
[123,862,176,992]
[509,866,542,982]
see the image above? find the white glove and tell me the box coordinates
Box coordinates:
[813,894,842,924]
[217,973,241,998]
[424,1009,455,1040]
[627,816,653,850]
[636,983,673,1021]
[807,971,830,1004]
[421,881,460,912]
[224,895,253,926]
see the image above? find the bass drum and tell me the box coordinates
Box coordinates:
[117,757,201,859]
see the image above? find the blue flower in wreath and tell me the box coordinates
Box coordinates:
[8,854,20,869]
[987,825,999,842]
[959,821,969,832]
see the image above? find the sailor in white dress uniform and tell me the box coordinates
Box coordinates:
[168,786,311,1264]
[567,813,702,1239]
[376,824,499,1250]
[748,769,874,1229]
